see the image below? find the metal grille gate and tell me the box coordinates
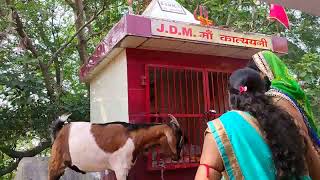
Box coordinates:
[207,71,231,115]
[145,65,230,170]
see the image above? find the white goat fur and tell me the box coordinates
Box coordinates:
[68,122,134,180]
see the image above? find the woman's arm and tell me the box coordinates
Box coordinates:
[195,132,224,180]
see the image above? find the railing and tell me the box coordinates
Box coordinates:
[145,65,230,170]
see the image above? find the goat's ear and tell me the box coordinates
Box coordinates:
[59,113,72,122]
[164,131,177,154]
[168,114,180,129]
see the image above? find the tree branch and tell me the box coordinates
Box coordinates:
[86,23,109,42]
[12,11,38,57]
[74,0,89,65]
[0,159,21,177]
[0,141,51,159]
[84,4,94,38]
[49,6,106,66]
[65,0,76,10]
[36,16,63,96]
[7,0,57,101]
[53,53,63,96]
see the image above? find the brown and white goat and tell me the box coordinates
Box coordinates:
[48,114,185,180]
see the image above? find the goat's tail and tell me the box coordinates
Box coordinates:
[51,113,72,142]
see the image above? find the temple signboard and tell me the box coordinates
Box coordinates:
[151,19,273,50]
[157,0,186,14]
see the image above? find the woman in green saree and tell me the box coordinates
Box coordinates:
[195,68,311,180]
[248,51,320,178]
[248,50,320,147]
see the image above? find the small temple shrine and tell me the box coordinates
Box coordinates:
[79,0,288,179]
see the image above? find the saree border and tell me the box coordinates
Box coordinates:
[252,51,274,81]
[208,120,243,179]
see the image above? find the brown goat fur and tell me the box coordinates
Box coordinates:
[91,124,130,153]
[48,124,71,180]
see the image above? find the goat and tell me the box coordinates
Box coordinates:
[48,113,185,180]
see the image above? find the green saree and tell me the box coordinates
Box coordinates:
[252,51,319,146]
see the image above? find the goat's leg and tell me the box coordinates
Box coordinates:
[48,155,66,180]
[114,168,129,180]
[104,170,117,180]
[48,145,67,180]
[48,163,65,179]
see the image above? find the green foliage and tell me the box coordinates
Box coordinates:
[0,0,125,177]
[284,53,320,125]
[0,0,319,178]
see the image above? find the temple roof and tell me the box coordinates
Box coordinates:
[79,15,288,82]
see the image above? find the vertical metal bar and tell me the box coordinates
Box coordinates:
[195,117,198,158]
[225,73,228,111]
[221,72,226,113]
[179,70,183,113]
[173,70,177,113]
[196,117,199,162]
[196,72,201,114]
[145,66,151,123]
[167,69,173,165]
[191,71,195,115]
[223,73,227,111]
[227,73,231,110]
[203,70,209,114]
[145,65,151,169]
[186,118,193,162]
[190,71,195,163]
[173,69,181,162]
[220,72,225,113]
[158,68,164,166]
[187,70,192,162]
[198,73,203,149]
[201,70,208,152]
[196,71,202,154]
[167,69,171,113]
[210,71,215,112]
[185,70,189,114]
[219,72,223,114]
[160,68,165,115]
[154,67,158,115]
[224,73,229,111]
[215,72,221,114]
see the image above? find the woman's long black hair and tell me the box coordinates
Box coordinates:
[229,68,307,178]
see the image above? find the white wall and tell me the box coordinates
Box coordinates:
[90,50,129,123]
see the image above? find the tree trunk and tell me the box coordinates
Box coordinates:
[74,0,89,65]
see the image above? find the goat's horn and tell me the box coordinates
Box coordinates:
[59,113,72,122]
[168,114,180,127]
